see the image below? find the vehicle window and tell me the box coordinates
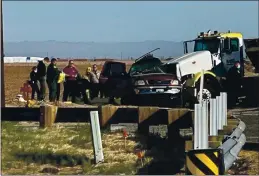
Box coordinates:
[110,63,125,75]
[194,39,220,54]
[129,62,161,75]
[158,63,177,74]
[101,63,110,76]
[231,38,239,52]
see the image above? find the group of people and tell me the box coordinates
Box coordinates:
[29,57,103,103]
[28,57,243,106]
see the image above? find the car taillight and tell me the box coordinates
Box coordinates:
[170,80,179,85]
[135,80,145,86]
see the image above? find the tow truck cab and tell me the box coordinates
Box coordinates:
[184,30,245,77]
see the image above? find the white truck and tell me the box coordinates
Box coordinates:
[163,30,258,106]
[103,30,258,108]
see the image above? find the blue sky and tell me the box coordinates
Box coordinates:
[3,1,259,42]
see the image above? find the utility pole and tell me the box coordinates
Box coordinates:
[0,0,5,107]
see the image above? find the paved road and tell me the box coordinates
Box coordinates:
[229,108,259,143]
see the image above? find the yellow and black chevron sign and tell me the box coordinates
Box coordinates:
[185,148,225,175]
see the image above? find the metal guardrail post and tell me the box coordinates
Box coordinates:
[199,69,204,104]
[218,120,246,172]
[216,96,220,130]
[229,121,246,139]
[201,101,208,149]
[222,92,227,126]
[194,104,201,149]
[219,94,224,130]
[198,104,202,149]
[223,133,246,171]
[210,98,217,136]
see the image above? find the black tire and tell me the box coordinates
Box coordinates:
[121,93,137,105]
[195,75,222,104]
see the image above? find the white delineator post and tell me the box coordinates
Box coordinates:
[90,111,104,164]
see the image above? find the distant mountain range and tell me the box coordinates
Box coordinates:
[3,40,194,59]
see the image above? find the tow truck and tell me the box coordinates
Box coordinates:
[174,30,259,106]
[99,30,259,108]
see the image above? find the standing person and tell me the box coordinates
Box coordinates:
[37,57,50,101]
[47,58,61,102]
[29,66,40,100]
[226,61,242,108]
[56,58,61,101]
[90,64,100,99]
[83,67,93,101]
[62,60,79,103]
[56,83,60,101]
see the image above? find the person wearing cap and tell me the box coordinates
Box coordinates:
[47,58,61,102]
[226,61,242,107]
[36,57,50,101]
[62,60,79,102]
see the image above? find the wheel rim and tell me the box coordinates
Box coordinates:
[197,89,212,103]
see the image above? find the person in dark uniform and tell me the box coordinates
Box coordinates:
[47,58,61,102]
[226,61,242,107]
[29,66,40,100]
[37,57,50,101]
[56,58,61,101]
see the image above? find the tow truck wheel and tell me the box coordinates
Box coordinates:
[197,88,212,104]
[195,75,221,104]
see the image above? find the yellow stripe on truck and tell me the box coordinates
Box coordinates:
[192,71,216,87]
[220,32,243,38]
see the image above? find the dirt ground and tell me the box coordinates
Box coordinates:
[3,60,133,105]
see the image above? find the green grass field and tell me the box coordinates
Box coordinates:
[1,121,152,175]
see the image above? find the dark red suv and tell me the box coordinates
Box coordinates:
[99,54,184,107]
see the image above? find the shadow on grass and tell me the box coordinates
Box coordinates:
[15,152,92,167]
[133,134,185,175]
[133,111,191,175]
[243,143,259,152]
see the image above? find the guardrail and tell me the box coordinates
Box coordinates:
[186,70,247,175]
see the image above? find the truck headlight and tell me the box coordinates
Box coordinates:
[135,80,145,86]
[170,80,179,85]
